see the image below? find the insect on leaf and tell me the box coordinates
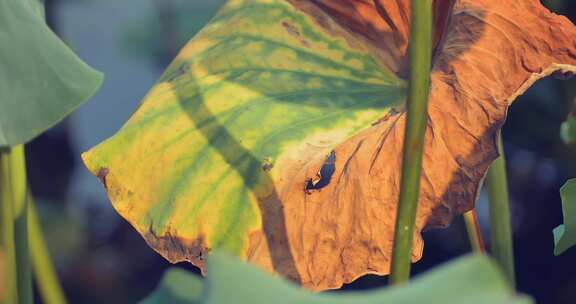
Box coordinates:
[83,0,576,290]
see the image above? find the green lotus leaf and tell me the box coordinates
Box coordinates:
[141,252,531,304]
[141,268,203,304]
[0,0,103,146]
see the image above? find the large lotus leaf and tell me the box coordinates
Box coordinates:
[553,179,576,255]
[0,0,103,147]
[141,252,531,304]
[83,0,576,290]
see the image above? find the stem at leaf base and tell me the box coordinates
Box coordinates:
[463,209,486,253]
[1,148,18,304]
[1,145,32,304]
[486,132,516,286]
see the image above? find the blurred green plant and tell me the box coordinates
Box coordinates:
[0,0,102,303]
[28,198,67,304]
[561,112,576,145]
[0,0,103,147]
[122,1,224,65]
[142,252,532,304]
[553,101,576,256]
[553,179,576,255]
[486,133,516,286]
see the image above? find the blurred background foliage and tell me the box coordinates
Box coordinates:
[25,0,576,303]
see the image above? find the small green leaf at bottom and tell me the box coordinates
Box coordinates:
[141,253,531,304]
[141,268,203,304]
[553,179,576,255]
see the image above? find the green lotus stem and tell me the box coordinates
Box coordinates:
[390,0,433,285]
[29,197,67,304]
[1,147,18,304]
[486,132,516,286]
[1,145,32,303]
[12,145,32,304]
[463,209,486,253]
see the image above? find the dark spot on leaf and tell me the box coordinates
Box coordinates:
[372,107,400,126]
[162,63,190,82]
[306,151,336,193]
[281,20,311,48]
[262,157,274,172]
[282,21,300,37]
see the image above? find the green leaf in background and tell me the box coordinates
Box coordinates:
[122,1,225,62]
[553,179,576,255]
[0,0,103,147]
[142,252,532,304]
[560,114,576,144]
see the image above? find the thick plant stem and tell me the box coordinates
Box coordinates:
[1,146,33,304]
[1,148,18,304]
[12,146,32,304]
[486,132,516,286]
[463,209,486,253]
[390,0,433,285]
[29,198,67,304]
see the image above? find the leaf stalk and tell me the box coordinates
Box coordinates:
[1,145,32,303]
[486,132,516,286]
[390,0,433,284]
[29,198,67,304]
[463,209,486,253]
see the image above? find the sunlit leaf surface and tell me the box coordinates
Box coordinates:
[84,0,576,290]
[84,0,406,289]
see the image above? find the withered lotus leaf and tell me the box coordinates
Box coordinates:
[82,0,576,290]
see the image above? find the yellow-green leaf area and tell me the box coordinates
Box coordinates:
[83,0,405,262]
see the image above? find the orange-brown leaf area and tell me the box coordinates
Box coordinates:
[304,0,456,76]
[244,0,576,290]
